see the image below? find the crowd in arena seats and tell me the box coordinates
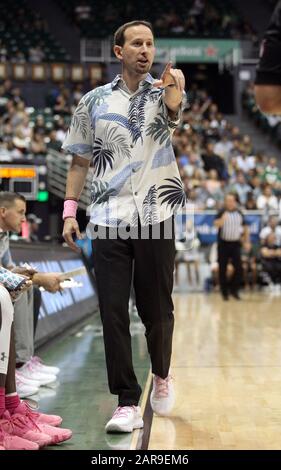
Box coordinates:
[0,0,257,63]
[0,0,69,63]
[0,80,100,160]
[175,83,281,214]
[56,0,257,41]
[242,81,281,148]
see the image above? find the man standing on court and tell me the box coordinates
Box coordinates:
[62,21,186,433]
[214,193,249,301]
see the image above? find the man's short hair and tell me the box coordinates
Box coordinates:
[0,192,26,208]
[114,20,154,47]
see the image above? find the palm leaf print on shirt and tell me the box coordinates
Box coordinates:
[99,89,150,144]
[91,162,143,205]
[158,177,187,210]
[127,90,149,143]
[151,145,175,169]
[91,181,116,205]
[146,113,171,146]
[93,124,131,177]
[69,102,89,140]
[84,85,112,115]
[142,185,160,225]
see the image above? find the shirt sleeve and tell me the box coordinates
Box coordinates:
[1,248,15,269]
[162,90,187,131]
[61,98,94,160]
[255,0,281,85]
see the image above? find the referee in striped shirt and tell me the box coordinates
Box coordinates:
[214,193,249,300]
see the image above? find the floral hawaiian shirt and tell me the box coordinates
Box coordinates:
[62,73,186,227]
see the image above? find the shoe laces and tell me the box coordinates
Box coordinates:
[25,360,37,373]
[31,356,42,365]
[20,401,40,419]
[11,411,41,432]
[113,406,135,419]
[154,375,173,398]
[0,417,14,435]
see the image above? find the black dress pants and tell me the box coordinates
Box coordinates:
[218,240,242,296]
[92,219,175,406]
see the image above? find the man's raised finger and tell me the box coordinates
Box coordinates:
[161,61,172,78]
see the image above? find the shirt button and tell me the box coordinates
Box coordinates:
[132,168,136,173]
[130,144,134,148]
[134,191,138,196]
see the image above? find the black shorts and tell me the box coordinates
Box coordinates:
[255,0,281,85]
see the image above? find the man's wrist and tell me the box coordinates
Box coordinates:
[31,273,41,285]
[63,200,78,220]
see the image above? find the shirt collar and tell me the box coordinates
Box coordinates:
[111,73,154,90]
[0,228,8,239]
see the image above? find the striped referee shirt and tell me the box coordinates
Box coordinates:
[215,209,245,242]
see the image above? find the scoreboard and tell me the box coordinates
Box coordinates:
[0,159,48,201]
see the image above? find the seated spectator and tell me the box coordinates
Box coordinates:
[260,216,281,246]
[55,116,68,143]
[46,129,62,152]
[236,148,256,173]
[249,174,262,198]
[245,192,257,210]
[229,171,252,206]
[261,233,281,286]
[187,187,206,210]
[201,141,227,180]
[33,115,46,136]
[30,132,47,155]
[214,134,233,162]
[257,185,279,211]
[26,213,42,242]
[73,83,84,106]
[29,46,45,63]
[262,158,281,187]
[53,95,70,116]
[204,169,224,207]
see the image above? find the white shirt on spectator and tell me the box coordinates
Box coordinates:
[257,194,278,210]
[236,155,256,172]
[260,226,281,245]
[214,141,233,160]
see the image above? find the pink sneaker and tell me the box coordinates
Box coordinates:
[16,401,62,427]
[1,410,52,448]
[0,424,39,450]
[37,423,72,445]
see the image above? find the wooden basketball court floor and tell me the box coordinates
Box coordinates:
[38,290,281,450]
